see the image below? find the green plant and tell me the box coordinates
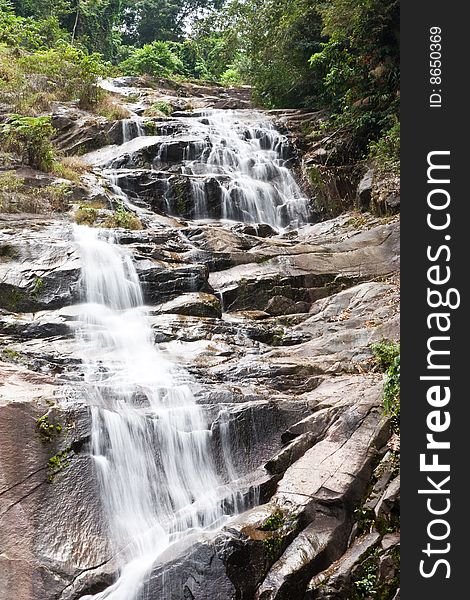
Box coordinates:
[47,447,72,482]
[154,100,173,116]
[371,340,400,431]
[2,347,20,360]
[31,276,44,298]
[0,115,54,170]
[220,67,243,86]
[120,41,184,78]
[105,202,142,230]
[52,156,90,183]
[369,120,400,174]
[75,205,98,225]
[260,510,286,531]
[36,413,63,444]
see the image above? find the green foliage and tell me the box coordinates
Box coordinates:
[220,67,243,86]
[222,0,323,107]
[47,447,72,482]
[0,115,54,170]
[369,120,400,173]
[36,413,63,444]
[371,340,400,431]
[105,202,143,230]
[120,40,184,78]
[260,510,286,531]
[0,2,69,51]
[31,276,44,298]
[151,100,173,116]
[371,340,400,372]
[18,43,110,108]
[119,0,225,47]
[75,205,98,225]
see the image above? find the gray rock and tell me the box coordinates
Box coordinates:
[356,169,374,211]
[305,532,380,599]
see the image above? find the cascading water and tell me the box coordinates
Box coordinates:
[85,109,311,230]
[75,226,241,600]
[178,109,311,228]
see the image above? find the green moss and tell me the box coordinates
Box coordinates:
[0,286,25,311]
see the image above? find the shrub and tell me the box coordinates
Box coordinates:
[104,202,142,230]
[18,44,110,109]
[220,67,243,86]
[120,41,184,79]
[75,206,98,225]
[0,115,54,170]
[93,93,131,121]
[52,156,91,183]
[144,100,173,117]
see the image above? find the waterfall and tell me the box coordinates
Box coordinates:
[121,116,146,143]
[178,110,311,228]
[85,109,311,230]
[75,226,238,600]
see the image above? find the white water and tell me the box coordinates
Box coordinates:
[85,109,311,230]
[178,110,311,228]
[75,227,239,600]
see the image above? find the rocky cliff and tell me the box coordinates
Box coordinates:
[0,78,400,600]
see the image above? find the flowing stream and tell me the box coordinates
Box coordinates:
[77,103,310,598]
[76,227,239,600]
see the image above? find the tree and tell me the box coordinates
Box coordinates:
[119,0,224,46]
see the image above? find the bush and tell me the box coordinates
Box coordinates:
[18,44,110,109]
[52,156,91,183]
[0,115,54,170]
[220,67,243,86]
[144,100,173,117]
[120,41,184,79]
[104,203,142,230]
[75,206,98,225]
[0,4,68,52]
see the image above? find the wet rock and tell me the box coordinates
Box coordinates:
[209,222,399,312]
[0,363,110,600]
[137,260,212,303]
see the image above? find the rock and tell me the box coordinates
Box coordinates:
[265,295,310,316]
[256,514,348,600]
[0,223,81,312]
[356,168,374,211]
[371,173,400,216]
[0,362,111,600]
[209,222,399,312]
[136,260,213,303]
[305,532,380,599]
[375,475,400,519]
[155,292,222,318]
